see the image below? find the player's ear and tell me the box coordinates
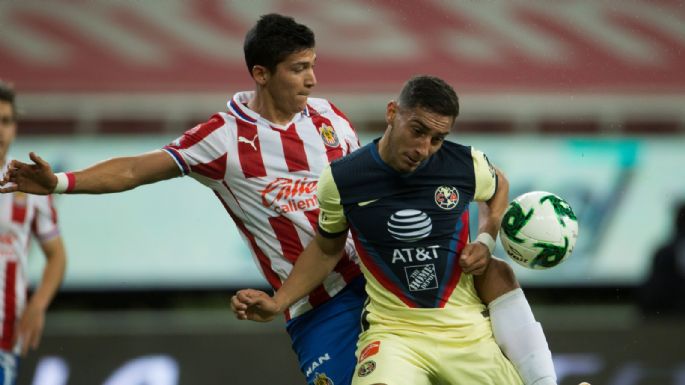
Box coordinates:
[251,65,270,86]
[385,100,398,125]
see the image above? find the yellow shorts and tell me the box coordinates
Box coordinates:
[352,329,522,385]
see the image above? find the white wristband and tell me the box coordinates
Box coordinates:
[475,232,496,254]
[53,172,75,193]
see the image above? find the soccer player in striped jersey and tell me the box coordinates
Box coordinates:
[2,16,555,385]
[0,80,67,385]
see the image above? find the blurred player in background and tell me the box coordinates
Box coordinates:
[0,80,67,385]
[639,201,685,315]
[2,15,555,385]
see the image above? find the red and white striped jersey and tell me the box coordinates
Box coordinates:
[0,160,60,351]
[163,92,362,319]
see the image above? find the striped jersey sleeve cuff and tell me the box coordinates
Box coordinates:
[162,147,191,176]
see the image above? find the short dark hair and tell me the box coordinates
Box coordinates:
[398,75,459,119]
[0,80,16,119]
[243,13,315,74]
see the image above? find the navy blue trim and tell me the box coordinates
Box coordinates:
[229,99,257,123]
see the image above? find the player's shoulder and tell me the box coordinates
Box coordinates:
[330,141,374,173]
[439,140,472,156]
[307,97,349,119]
[306,97,335,113]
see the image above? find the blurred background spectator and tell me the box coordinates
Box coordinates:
[639,202,685,316]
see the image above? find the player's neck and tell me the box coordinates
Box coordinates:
[247,90,296,126]
[377,135,392,167]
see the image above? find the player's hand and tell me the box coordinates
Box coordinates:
[14,302,46,357]
[459,242,491,275]
[0,152,57,195]
[230,289,281,322]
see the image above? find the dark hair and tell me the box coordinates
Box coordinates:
[398,75,459,119]
[243,13,315,74]
[0,80,16,118]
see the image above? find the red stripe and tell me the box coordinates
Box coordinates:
[65,172,76,192]
[279,124,309,172]
[171,115,225,150]
[307,285,331,309]
[310,114,343,163]
[1,262,17,350]
[11,196,27,224]
[269,211,334,313]
[304,210,361,284]
[352,230,416,307]
[236,119,266,178]
[213,186,281,291]
[191,153,227,180]
[329,102,356,133]
[303,209,319,233]
[268,215,303,264]
[437,210,469,308]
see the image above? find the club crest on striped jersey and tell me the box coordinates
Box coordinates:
[313,373,334,385]
[387,209,432,242]
[435,186,459,210]
[12,192,27,206]
[319,124,340,148]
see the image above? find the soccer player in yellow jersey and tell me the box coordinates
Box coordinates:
[233,75,561,385]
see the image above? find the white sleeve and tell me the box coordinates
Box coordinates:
[32,195,61,243]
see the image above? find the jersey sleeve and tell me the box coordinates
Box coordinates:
[162,114,228,180]
[472,148,498,202]
[32,195,61,243]
[317,165,348,238]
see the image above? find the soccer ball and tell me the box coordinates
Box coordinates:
[499,191,579,269]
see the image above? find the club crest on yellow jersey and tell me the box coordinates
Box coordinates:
[434,186,459,210]
[319,124,340,148]
[357,360,376,377]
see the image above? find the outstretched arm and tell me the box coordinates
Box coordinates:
[0,150,181,195]
[231,232,347,322]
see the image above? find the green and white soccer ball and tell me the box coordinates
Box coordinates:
[499,191,579,269]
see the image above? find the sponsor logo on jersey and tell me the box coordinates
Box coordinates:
[305,353,331,377]
[0,233,16,246]
[391,246,440,264]
[435,186,459,210]
[237,133,259,150]
[405,263,439,291]
[319,124,340,148]
[313,373,334,385]
[357,360,376,377]
[387,209,432,242]
[358,199,379,207]
[358,341,380,363]
[0,233,17,257]
[260,177,319,214]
